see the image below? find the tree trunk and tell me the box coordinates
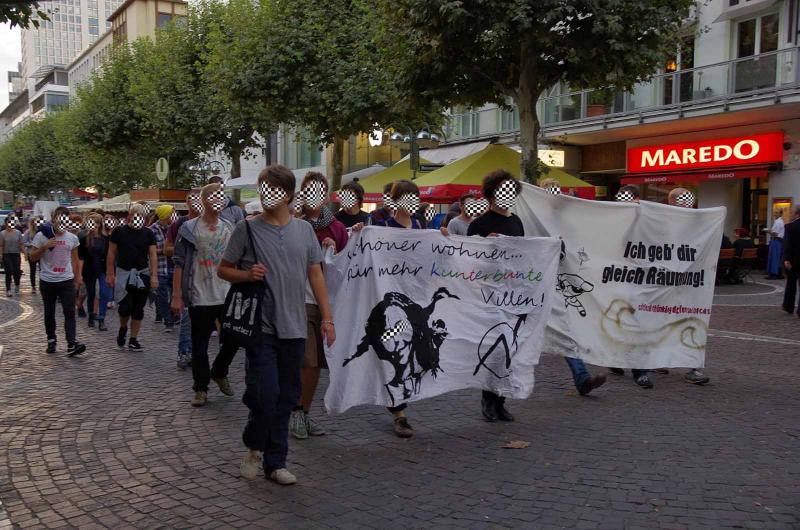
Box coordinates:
[331,135,345,190]
[517,38,544,184]
[230,147,242,181]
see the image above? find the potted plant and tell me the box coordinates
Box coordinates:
[587,90,614,117]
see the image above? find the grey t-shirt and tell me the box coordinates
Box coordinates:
[222,216,322,339]
[1,229,23,254]
[447,216,470,236]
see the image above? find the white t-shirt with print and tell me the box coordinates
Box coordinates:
[32,231,80,282]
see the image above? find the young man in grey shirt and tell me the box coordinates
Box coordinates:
[218,165,336,486]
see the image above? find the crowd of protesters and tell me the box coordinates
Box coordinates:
[8,162,797,487]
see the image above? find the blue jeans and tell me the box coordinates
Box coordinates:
[86,272,112,320]
[242,334,305,473]
[178,308,192,354]
[156,273,173,326]
[565,357,591,390]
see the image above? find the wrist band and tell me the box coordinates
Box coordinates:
[322,320,335,326]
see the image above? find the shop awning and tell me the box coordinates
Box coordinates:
[621,166,769,185]
[414,144,595,203]
[354,157,433,202]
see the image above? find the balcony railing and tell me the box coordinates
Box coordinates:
[444,46,800,141]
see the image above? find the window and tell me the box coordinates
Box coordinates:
[500,107,519,132]
[157,13,173,27]
[455,108,480,137]
[735,12,781,92]
[298,141,321,168]
[46,93,69,111]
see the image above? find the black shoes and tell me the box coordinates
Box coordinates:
[88,313,95,328]
[77,307,87,318]
[609,368,625,376]
[578,374,607,396]
[495,403,514,422]
[128,337,143,351]
[481,397,498,422]
[117,327,127,348]
[67,342,86,357]
[97,319,107,331]
[46,340,57,354]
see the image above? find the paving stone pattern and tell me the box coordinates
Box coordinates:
[0,282,798,529]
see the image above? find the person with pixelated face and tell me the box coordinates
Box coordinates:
[150,205,177,332]
[165,191,202,370]
[442,191,486,236]
[369,182,396,226]
[29,206,86,357]
[665,187,711,386]
[80,213,113,331]
[288,172,349,440]
[218,165,335,486]
[335,180,371,229]
[22,217,44,294]
[172,183,239,409]
[106,203,159,353]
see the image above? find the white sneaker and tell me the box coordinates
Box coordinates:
[289,409,308,439]
[269,468,296,485]
[240,451,262,480]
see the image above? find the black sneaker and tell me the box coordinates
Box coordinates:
[481,397,498,422]
[67,342,86,357]
[609,368,625,376]
[495,402,515,422]
[128,337,143,351]
[46,341,57,354]
[77,307,87,318]
[88,313,95,328]
[117,327,128,348]
[97,319,107,331]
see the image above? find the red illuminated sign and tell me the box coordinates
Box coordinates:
[627,132,784,173]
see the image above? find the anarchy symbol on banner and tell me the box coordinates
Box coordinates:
[473,314,528,378]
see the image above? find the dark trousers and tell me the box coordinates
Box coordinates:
[40,279,77,345]
[28,258,37,288]
[242,334,304,473]
[784,266,799,314]
[189,305,239,392]
[3,253,21,290]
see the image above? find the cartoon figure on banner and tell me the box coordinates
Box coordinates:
[343,287,459,405]
[555,237,594,317]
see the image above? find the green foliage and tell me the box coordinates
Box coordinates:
[1,2,49,29]
[377,0,696,180]
[0,116,71,198]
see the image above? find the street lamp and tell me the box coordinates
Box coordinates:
[386,124,445,179]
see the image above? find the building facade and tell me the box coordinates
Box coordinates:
[443,0,800,242]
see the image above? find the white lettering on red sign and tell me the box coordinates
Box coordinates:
[640,139,759,169]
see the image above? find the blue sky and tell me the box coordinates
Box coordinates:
[0,23,22,110]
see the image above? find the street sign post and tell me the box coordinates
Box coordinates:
[156,157,169,182]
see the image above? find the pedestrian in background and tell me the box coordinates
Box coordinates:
[767,210,785,280]
[150,205,176,332]
[29,206,86,357]
[172,183,238,407]
[782,206,800,316]
[334,181,371,228]
[22,217,41,294]
[1,215,23,297]
[107,204,158,352]
[82,213,112,331]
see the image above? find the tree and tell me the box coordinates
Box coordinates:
[212,0,443,190]
[0,116,71,198]
[1,2,49,29]
[377,0,696,181]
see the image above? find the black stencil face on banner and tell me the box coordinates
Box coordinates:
[338,190,357,209]
[464,198,489,218]
[301,181,326,209]
[382,193,396,212]
[556,273,594,317]
[424,207,435,223]
[130,214,145,230]
[188,194,204,214]
[208,189,227,212]
[675,191,695,208]
[546,185,561,196]
[495,180,518,209]
[343,287,460,405]
[395,193,420,214]
[474,314,527,379]
[259,182,287,209]
[86,219,96,231]
[34,217,44,229]
[615,190,636,202]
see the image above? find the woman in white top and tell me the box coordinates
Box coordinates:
[767,210,786,279]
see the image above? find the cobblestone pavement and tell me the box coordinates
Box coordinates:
[0,279,798,530]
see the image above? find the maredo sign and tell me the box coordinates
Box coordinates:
[628,132,784,173]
